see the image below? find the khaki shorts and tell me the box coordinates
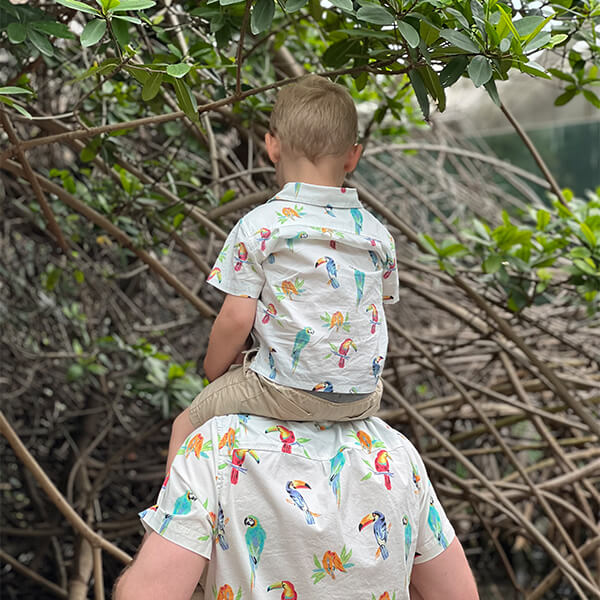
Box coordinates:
[189,360,382,428]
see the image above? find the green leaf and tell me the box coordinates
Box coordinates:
[285,0,307,11]
[548,68,574,83]
[142,71,163,100]
[113,14,142,23]
[28,30,54,56]
[583,90,600,109]
[499,37,511,52]
[361,472,373,481]
[554,88,577,106]
[523,31,551,53]
[166,63,191,78]
[420,66,446,111]
[398,21,419,48]
[536,209,550,231]
[468,55,492,87]
[439,29,480,53]
[81,19,107,47]
[323,39,359,69]
[329,0,353,12]
[12,103,33,119]
[67,363,85,381]
[31,21,76,39]
[580,223,597,248]
[0,86,33,95]
[7,22,27,44]
[356,5,395,25]
[420,20,439,46]
[112,0,156,10]
[484,78,500,106]
[482,253,502,273]
[56,0,100,15]
[439,56,467,87]
[251,0,275,34]
[112,16,130,48]
[173,78,198,122]
[445,7,469,29]
[514,16,545,38]
[408,69,429,120]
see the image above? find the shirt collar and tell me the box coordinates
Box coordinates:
[273,182,362,208]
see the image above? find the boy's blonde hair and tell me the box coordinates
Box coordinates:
[269,75,358,162]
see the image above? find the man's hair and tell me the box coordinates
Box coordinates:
[269,74,358,162]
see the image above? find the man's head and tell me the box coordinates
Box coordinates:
[266,75,362,186]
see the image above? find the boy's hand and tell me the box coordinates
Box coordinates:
[204,295,257,381]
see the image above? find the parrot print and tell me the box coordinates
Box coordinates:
[324,204,335,217]
[207,267,222,283]
[286,231,308,251]
[366,304,380,334]
[265,425,296,454]
[315,256,340,288]
[158,490,197,535]
[215,584,234,600]
[325,338,357,368]
[350,208,363,234]
[372,356,384,380]
[291,327,314,372]
[375,450,393,490]
[312,381,333,392]
[285,480,319,525]
[262,303,278,324]
[329,446,348,507]
[311,546,354,583]
[255,227,272,251]
[402,515,412,565]
[234,242,249,272]
[369,250,380,269]
[358,511,390,560]
[244,515,266,590]
[353,268,365,306]
[428,497,449,549]
[268,347,277,379]
[267,581,297,600]
[276,205,305,223]
[229,448,260,484]
[180,433,212,459]
[411,461,422,494]
[320,310,350,332]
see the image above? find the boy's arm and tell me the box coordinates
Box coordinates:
[204,294,257,382]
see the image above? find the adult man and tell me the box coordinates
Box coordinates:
[114,414,479,599]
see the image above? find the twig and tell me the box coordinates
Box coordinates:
[500,102,566,205]
[3,159,216,319]
[0,548,68,599]
[236,0,252,97]
[0,110,69,252]
[0,410,131,565]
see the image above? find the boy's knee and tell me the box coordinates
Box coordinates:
[172,407,192,431]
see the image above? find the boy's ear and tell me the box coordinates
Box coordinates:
[344,143,363,174]
[265,132,281,164]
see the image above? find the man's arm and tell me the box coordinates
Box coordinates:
[113,531,207,600]
[409,537,479,600]
[204,294,257,382]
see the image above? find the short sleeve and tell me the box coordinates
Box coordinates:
[206,220,265,298]
[382,232,399,304]
[413,472,456,564]
[139,421,221,560]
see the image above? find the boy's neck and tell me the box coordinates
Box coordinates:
[277,155,347,188]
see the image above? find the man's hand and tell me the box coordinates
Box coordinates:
[113,532,207,600]
[204,295,257,381]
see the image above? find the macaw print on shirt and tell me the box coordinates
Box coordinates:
[320,310,350,332]
[178,433,213,459]
[244,515,266,590]
[348,430,385,454]
[276,205,305,224]
[311,545,354,584]
[274,279,305,302]
[225,448,260,485]
[361,450,394,490]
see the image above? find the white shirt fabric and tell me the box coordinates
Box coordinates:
[206,182,400,394]
[141,414,455,599]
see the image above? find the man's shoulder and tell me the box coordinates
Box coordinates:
[198,414,410,456]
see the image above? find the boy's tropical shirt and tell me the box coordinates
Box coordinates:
[206,182,400,394]
[140,415,456,600]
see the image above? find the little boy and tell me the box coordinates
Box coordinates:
[166,74,399,469]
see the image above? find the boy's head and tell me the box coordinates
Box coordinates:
[268,75,359,164]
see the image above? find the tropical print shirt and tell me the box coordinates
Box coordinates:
[140,415,455,600]
[206,182,400,394]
